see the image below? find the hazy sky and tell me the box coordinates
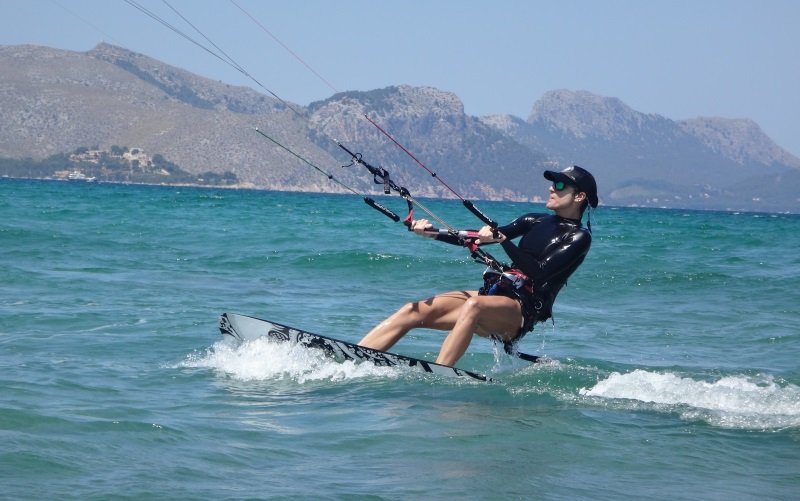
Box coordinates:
[2,0,798,156]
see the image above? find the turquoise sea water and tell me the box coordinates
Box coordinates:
[1,178,798,500]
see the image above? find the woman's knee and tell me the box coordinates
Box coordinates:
[458,296,485,320]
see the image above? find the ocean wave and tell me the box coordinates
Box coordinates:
[579,369,800,430]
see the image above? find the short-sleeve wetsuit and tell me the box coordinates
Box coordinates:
[437,213,592,338]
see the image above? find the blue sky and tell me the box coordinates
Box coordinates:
[2,0,799,157]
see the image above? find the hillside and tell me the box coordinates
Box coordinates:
[1,43,798,212]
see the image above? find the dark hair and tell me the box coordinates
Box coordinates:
[578,196,589,218]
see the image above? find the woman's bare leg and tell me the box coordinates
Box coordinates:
[435,295,522,366]
[358,291,476,351]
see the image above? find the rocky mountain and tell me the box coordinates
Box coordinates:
[0,43,344,192]
[481,90,800,211]
[306,86,547,199]
[1,43,798,213]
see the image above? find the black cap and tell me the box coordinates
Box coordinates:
[544,165,599,208]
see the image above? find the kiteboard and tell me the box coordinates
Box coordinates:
[218,312,492,382]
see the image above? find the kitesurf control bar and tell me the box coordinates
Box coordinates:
[336,141,507,270]
[462,200,498,229]
[335,141,413,225]
[336,142,409,200]
[364,199,401,222]
[254,128,400,222]
[362,114,500,230]
[336,140,468,235]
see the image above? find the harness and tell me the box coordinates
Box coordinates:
[478,267,546,342]
[480,268,532,296]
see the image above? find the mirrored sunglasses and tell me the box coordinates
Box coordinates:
[552,180,571,191]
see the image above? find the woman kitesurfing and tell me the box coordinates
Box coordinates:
[358,166,599,366]
[124,0,600,370]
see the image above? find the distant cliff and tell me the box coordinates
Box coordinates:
[1,43,798,212]
[482,90,800,211]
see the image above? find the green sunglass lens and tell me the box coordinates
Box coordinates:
[553,181,566,191]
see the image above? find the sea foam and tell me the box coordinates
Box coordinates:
[182,337,400,384]
[580,369,800,430]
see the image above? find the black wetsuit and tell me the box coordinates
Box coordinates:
[438,213,592,337]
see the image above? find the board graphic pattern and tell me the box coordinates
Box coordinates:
[219,313,491,382]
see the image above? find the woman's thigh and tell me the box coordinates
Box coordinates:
[412,290,478,330]
[412,291,521,340]
[470,295,523,341]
